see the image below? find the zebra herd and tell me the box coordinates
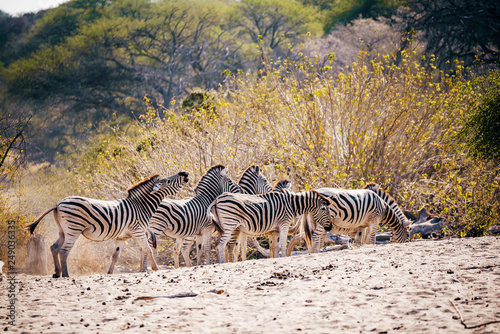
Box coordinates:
[28,165,411,278]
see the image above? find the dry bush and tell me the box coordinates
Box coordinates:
[0,195,31,269]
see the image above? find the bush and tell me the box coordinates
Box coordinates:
[458,70,500,168]
[0,194,31,269]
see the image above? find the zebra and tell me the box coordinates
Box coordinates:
[176,164,272,266]
[27,172,189,277]
[362,183,412,243]
[141,165,240,269]
[230,179,299,260]
[286,186,410,256]
[225,166,274,262]
[239,165,272,195]
[210,190,334,263]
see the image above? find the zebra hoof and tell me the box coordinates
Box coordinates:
[52,273,60,278]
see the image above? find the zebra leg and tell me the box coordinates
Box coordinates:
[217,230,232,264]
[195,235,203,265]
[319,230,327,251]
[180,239,192,267]
[353,228,362,245]
[240,235,248,261]
[277,227,289,257]
[269,233,275,258]
[273,233,281,257]
[202,230,212,265]
[108,239,125,274]
[50,232,65,278]
[173,238,183,269]
[226,229,239,262]
[58,232,81,278]
[365,220,379,244]
[140,249,148,272]
[311,234,320,253]
[133,234,159,271]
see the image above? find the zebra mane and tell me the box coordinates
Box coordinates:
[239,164,258,184]
[194,165,226,195]
[363,183,397,203]
[127,174,159,197]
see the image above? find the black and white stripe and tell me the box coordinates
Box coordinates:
[239,165,272,195]
[313,188,387,246]
[289,186,410,255]
[170,165,272,267]
[363,183,411,243]
[225,165,274,262]
[143,165,240,268]
[27,172,189,277]
[211,190,333,262]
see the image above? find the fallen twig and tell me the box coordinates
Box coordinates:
[135,291,199,301]
[449,299,500,329]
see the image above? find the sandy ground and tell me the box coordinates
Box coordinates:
[1,236,499,333]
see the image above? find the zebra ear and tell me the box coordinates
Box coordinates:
[220,167,228,177]
[373,184,381,190]
[152,180,163,191]
[320,199,330,209]
[255,165,260,174]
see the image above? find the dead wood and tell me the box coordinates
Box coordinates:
[26,235,48,275]
[450,299,500,329]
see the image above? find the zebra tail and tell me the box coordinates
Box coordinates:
[148,228,158,249]
[288,216,302,234]
[26,206,57,235]
[303,214,313,251]
[209,201,224,235]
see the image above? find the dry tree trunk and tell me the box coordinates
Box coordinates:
[409,208,450,239]
[26,235,48,275]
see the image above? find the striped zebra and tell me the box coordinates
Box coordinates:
[142,165,240,269]
[362,183,411,243]
[225,166,274,262]
[210,190,334,263]
[239,165,272,195]
[27,172,189,278]
[231,179,298,260]
[175,164,272,267]
[286,186,410,255]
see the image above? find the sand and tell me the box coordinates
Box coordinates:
[1,236,499,333]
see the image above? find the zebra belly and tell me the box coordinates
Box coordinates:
[81,225,129,241]
[331,217,366,229]
[239,222,278,236]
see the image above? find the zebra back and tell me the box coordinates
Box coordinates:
[363,183,410,243]
[238,165,272,195]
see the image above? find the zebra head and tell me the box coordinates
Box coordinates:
[273,179,292,192]
[153,172,189,195]
[239,165,272,194]
[219,167,241,194]
[310,192,334,232]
